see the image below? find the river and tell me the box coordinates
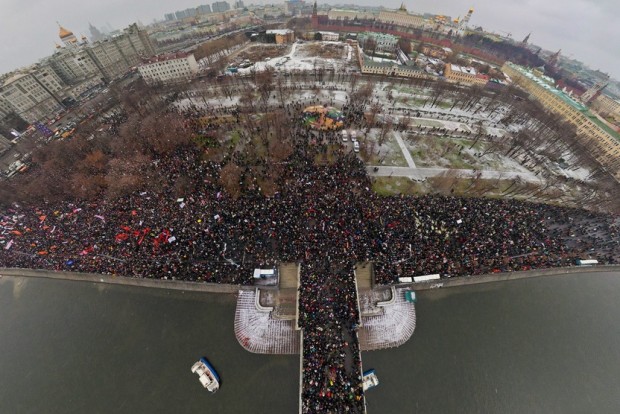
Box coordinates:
[1,272,620,413]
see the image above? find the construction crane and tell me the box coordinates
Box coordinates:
[497,30,512,39]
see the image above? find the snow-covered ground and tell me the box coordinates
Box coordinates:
[236,41,355,75]
[171,60,597,199]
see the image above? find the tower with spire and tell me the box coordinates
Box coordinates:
[521,32,531,45]
[456,7,473,36]
[548,49,561,68]
[88,23,104,42]
[581,76,609,105]
[312,0,319,29]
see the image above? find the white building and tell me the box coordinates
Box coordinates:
[318,31,339,41]
[138,52,199,85]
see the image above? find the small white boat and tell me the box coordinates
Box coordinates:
[362,369,379,391]
[191,357,220,392]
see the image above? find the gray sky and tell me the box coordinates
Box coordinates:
[1,0,618,79]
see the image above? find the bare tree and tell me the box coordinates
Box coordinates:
[219,161,243,199]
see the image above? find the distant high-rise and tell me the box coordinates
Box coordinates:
[212,1,230,13]
[234,0,244,9]
[164,13,176,21]
[88,23,104,42]
[197,4,212,14]
[183,8,198,18]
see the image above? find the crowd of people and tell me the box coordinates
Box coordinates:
[299,261,364,413]
[1,94,619,413]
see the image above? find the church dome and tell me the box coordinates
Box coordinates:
[58,25,74,39]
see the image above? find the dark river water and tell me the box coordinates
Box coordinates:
[1,272,620,413]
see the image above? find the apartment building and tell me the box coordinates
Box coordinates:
[137,52,199,85]
[0,72,65,123]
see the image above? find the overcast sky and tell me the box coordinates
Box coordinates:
[1,0,618,79]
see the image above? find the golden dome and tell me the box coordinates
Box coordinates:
[469,8,474,13]
[58,24,74,39]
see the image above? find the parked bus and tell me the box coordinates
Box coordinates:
[413,274,441,282]
[576,259,598,266]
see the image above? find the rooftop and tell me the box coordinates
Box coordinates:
[507,62,587,111]
[507,62,620,142]
[266,29,293,35]
[141,51,192,65]
[450,64,477,75]
[3,73,28,87]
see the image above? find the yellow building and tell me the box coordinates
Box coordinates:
[266,29,295,44]
[444,64,488,85]
[591,94,620,122]
[503,62,620,181]
[377,4,425,28]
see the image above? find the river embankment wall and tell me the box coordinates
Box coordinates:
[409,265,620,291]
[2,265,620,294]
[0,268,247,294]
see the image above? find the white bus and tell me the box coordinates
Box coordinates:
[576,259,598,266]
[413,274,441,282]
[253,268,276,279]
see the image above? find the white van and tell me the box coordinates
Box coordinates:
[341,130,348,142]
[350,130,357,142]
[353,141,360,153]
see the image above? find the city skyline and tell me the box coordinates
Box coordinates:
[1,0,619,80]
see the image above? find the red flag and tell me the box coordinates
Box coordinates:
[137,228,150,245]
[115,233,130,242]
[80,246,95,255]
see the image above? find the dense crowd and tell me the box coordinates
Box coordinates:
[299,262,364,413]
[2,140,615,283]
[1,98,619,413]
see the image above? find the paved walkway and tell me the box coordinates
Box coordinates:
[367,166,542,183]
[392,132,416,168]
[368,123,542,185]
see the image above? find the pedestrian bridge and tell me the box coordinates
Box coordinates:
[233,263,417,413]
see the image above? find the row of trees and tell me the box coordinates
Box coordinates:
[0,83,193,205]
